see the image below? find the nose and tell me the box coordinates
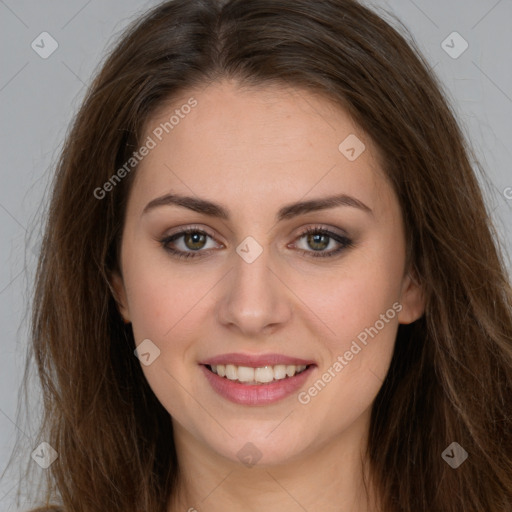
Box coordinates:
[216,243,292,337]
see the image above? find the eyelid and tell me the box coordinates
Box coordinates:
[164,224,221,242]
[293,223,349,239]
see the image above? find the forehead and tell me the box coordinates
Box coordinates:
[129,80,393,220]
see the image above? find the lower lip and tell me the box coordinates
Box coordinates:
[200,364,315,405]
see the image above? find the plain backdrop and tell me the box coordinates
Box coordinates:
[0,0,511,509]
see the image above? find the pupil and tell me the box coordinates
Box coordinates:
[309,233,328,251]
[186,232,206,250]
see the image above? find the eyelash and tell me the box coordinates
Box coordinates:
[159,225,354,261]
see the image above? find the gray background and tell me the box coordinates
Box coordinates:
[0,0,511,509]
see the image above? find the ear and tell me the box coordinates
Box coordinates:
[109,270,131,324]
[397,269,425,325]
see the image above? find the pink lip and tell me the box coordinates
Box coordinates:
[200,363,316,406]
[201,352,315,367]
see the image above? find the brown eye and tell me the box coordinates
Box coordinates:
[160,225,353,261]
[293,227,354,258]
[160,227,220,260]
[305,232,330,251]
[182,232,208,251]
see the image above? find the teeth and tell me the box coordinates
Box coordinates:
[255,366,274,383]
[273,364,287,380]
[209,363,307,383]
[225,364,237,380]
[237,366,255,382]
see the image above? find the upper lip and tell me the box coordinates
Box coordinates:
[201,353,316,368]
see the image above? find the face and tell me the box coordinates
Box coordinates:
[112,79,424,467]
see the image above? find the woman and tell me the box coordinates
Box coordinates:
[6,0,512,510]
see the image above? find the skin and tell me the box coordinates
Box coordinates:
[111,79,425,512]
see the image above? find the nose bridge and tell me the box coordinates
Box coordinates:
[216,235,291,334]
[234,238,272,296]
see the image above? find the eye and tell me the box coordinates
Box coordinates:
[291,226,354,258]
[160,226,221,260]
[159,225,354,261]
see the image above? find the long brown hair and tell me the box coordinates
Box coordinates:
[4,0,512,510]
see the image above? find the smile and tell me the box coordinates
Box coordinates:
[207,363,309,384]
[201,363,316,405]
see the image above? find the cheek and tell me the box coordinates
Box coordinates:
[124,262,204,421]
[123,255,202,339]
[303,277,399,398]
[124,259,213,393]
[299,251,403,345]
[295,273,399,433]
[293,241,402,400]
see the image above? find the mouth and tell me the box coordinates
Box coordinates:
[204,363,312,385]
[200,357,316,405]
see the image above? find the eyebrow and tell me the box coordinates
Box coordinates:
[142,192,373,221]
